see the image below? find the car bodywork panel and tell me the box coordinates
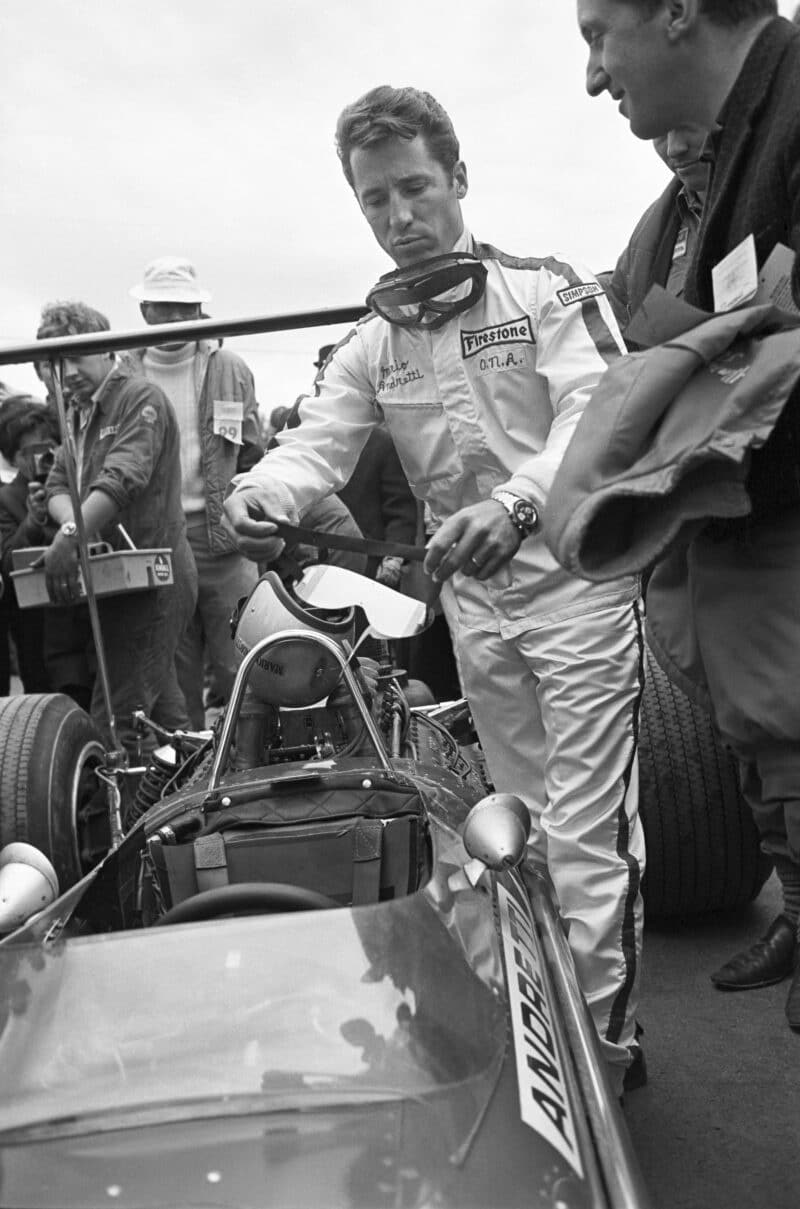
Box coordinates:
[0,793,608,1208]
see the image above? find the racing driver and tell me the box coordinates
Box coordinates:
[223,85,645,1096]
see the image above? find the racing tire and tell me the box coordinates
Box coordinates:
[0,693,106,893]
[638,645,772,920]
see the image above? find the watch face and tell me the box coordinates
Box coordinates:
[513,500,538,530]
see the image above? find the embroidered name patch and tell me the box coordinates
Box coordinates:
[99,425,118,440]
[461,315,535,360]
[377,359,425,394]
[556,282,604,307]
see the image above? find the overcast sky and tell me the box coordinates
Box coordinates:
[2,0,798,412]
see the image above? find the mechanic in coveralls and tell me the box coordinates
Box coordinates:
[223,85,645,1096]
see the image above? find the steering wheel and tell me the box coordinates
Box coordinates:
[154,881,339,926]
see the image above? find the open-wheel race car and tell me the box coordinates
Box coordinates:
[0,564,650,1209]
[0,308,769,1209]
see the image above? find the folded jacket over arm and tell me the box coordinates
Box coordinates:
[543,303,800,583]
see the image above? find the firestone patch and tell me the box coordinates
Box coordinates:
[460,315,535,360]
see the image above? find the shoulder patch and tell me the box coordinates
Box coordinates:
[556,282,604,307]
[140,404,158,424]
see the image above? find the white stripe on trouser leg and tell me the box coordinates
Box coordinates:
[449,599,645,1085]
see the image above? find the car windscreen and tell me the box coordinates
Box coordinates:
[0,886,506,1154]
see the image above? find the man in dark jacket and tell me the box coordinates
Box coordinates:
[36,301,197,757]
[600,122,709,336]
[578,0,800,1025]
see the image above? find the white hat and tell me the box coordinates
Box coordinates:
[129,256,211,303]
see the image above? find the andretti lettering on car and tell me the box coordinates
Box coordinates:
[497,878,584,1179]
[460,315,535,359]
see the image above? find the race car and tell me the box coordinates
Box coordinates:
[0,567,650,1209]
[0,310,767,1209]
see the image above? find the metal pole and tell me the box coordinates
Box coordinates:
[48,360,123,760]
[0,305,369,367]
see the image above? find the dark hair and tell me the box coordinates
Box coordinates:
[0,395,59,463]
[625,0,776,21]
[36,300,111,340]
[335,85,460,188]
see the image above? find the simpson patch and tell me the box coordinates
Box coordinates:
[461,315,535,360]
[556,282,604,307]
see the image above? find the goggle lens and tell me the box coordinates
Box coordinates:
[367,255,488,330]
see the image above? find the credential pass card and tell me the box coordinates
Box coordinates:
[712,234,758,312]
[213,399,243,444]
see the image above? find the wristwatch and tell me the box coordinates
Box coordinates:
[60,521,79,541]
[491,490,540,539]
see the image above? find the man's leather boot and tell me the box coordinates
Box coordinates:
[710,915,796,990]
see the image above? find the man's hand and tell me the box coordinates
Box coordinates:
[423,499,521,584]
[222,486,288,564]
[375,555,404,589]
[26,483,49,528]
[43,532,82,604]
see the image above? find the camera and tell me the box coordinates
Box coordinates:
[21,444,55,486]
[28,443,55,485]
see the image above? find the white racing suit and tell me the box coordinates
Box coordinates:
[232,230,645,1088]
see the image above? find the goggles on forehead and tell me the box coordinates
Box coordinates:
[366,253,488,331]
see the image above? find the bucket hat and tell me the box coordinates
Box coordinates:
[129,256,211,303]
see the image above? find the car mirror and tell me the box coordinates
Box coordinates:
[451,793,530,890]
[0,842,59,933]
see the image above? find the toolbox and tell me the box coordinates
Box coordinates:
[11,544,174,608]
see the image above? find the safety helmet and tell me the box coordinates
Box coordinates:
[232,571,355,706]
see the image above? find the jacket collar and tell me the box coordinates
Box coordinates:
[83,360,134,417]
[714,17,797,133]
[708,17,797,208]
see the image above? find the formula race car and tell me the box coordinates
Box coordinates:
[0,566,650,1209]
[0,309,767,1209]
